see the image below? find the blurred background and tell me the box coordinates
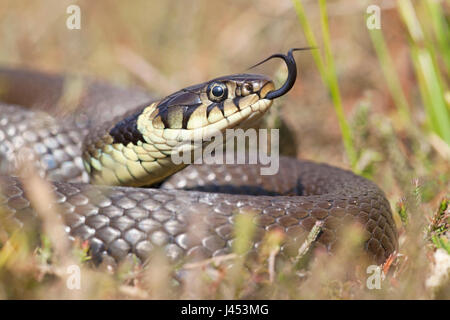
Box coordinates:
[0,0,448,299]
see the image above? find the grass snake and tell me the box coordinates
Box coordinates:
[0,50,397,267]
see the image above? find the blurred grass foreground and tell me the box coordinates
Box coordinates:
[0,0,449,299]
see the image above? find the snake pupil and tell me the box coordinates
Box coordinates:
[212,86,223,97]
[207,82,227,102]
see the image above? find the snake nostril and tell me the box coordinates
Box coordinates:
[242,83,253,96]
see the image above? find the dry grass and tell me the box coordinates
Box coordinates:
[0,0,449,299]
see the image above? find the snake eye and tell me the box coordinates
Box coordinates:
[207,82,228,102]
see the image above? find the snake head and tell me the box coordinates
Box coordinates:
[141,47,315,137]
[84,74,276,186]
[146,74,275,132]
[84,50,310,186]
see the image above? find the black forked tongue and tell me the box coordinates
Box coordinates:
[250,47,314,100]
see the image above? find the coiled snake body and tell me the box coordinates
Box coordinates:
[0,51,397,266]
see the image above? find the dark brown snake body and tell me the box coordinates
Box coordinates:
[0,66,398,267]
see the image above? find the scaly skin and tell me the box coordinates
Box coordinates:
[0,67,398,266]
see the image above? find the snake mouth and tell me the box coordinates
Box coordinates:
[143,98,273,143]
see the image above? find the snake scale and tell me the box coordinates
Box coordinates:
[0,50,397,267]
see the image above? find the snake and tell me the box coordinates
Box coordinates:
[0,49,397,268]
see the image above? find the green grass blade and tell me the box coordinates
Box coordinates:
[290,0,326,81]
[424,0,450,72]
[368,27,411,124]
[318,0,357,168]
[398,0,450,144]
[291,0,357,169]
